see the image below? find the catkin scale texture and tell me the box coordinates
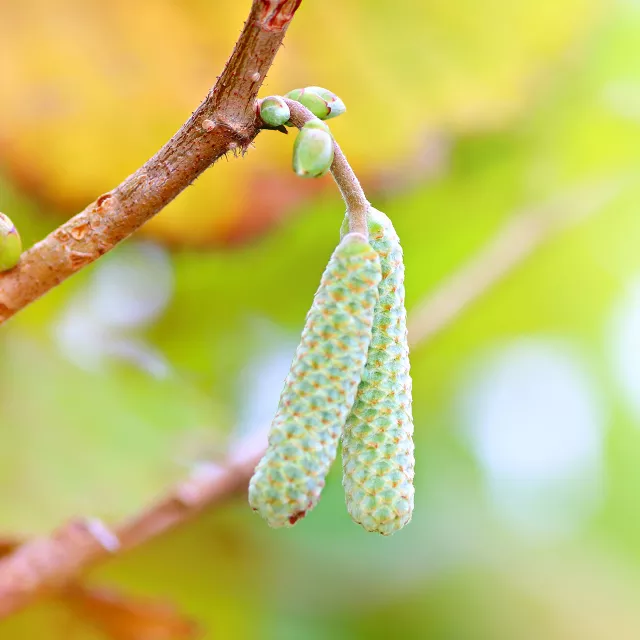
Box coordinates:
[341,208,415,535]
[249,233,382,528]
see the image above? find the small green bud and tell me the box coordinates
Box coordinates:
[292,119,334,178]
[0,212,22,272]
[259,96,291,128]
[305,86,347,120]
[285,88,331,120]
[285,88,304,102]
[285,87,346,120]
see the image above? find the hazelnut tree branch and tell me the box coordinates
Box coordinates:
[0,176,623,620]
[284,99,370,237]
[0,0,302,325]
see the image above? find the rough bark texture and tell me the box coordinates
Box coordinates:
[0,0,301,325]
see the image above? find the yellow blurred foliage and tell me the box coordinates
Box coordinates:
[0,0,603,244]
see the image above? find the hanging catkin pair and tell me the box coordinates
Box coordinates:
[249,207,414,534]
[341,208,415,535]
[253,89,413,533]
[249,232,382,527]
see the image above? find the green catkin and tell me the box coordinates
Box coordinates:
[249,233,382,528]
[340,208,415,535]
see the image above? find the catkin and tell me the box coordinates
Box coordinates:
[249,233,382,527]
[341,208,415,535]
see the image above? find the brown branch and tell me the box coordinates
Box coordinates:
[284,99,370,236]
[0,0,302,326]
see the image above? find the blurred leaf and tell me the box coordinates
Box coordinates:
[0,332,226,533]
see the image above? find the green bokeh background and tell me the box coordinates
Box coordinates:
[3,0,640,637]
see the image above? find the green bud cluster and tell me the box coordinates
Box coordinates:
[0,212,22,272]
[249,233,382,528]
[258,86,346,179]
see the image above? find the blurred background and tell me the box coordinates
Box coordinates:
[2,0,640,637]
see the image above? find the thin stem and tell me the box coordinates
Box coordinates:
[283,99,369,237]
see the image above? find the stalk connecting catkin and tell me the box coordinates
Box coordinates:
[341,208,415,535]
[249,233,382,528]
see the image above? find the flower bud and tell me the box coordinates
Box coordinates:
[285,88,331,120]
[305,86,347,120]
[285,87,346,120]
[259,95,291,128]
[0,212,22,272]
[292,119,334,178]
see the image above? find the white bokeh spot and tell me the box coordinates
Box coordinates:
[53,241,173,375]
[459,337,605,539]
[608,277,640,422]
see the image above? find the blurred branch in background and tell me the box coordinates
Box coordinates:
[0,0,301,326]
[0,443,264,620]
[0,173,625,621]
[408,177,626,348]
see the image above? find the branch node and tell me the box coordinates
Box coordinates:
[95,193,114,209]
[201,119,216,132]
[67,250,94,269]
[256,0,302,31]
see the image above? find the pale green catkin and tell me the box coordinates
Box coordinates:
[340,208,415,535]
[249,233,382,528]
